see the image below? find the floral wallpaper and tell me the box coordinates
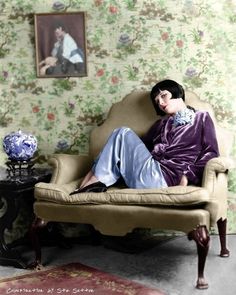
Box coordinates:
[1,0,236,237]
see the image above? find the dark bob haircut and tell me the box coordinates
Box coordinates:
[150,79,185,116]
[53,21,67,32]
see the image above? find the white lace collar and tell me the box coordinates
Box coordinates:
[172,108,195,127]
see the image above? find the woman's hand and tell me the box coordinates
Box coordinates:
[179,174,188,186]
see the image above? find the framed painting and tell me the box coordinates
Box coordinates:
[34,12,87,78]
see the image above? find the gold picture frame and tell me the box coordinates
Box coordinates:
[34,12,87,78]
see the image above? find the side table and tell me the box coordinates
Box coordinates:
[0,166,51,268]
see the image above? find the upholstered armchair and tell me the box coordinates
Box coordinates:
[30,91,234,289]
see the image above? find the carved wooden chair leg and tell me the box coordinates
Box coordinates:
[217,218,230,257]
[27,217,48,270]
[188,225,210,289]
[88,225,102,245]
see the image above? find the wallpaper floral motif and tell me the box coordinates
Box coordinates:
[1,0,236,236]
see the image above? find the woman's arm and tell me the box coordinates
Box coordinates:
[141,118,163,151]
[184,112,219,185]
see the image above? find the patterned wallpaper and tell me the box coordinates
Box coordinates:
[1,0,236,235]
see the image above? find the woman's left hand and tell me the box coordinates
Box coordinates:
[179,174,188,186]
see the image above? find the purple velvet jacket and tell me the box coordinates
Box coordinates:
[142,111,219,186]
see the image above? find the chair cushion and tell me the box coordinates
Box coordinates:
[35,182,210,207]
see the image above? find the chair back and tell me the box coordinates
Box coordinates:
[90,91,233,159]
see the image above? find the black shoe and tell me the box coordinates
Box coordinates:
[69,181,107,195]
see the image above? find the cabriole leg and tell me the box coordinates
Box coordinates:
[188,225,210,289]
[217,218,230,257]
[28,217,48,270]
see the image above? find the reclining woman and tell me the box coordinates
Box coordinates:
[70,79,219,195]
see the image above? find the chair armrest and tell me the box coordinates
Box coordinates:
[202,156,234,190]
[48,154,93,184]
[202,156,235,223]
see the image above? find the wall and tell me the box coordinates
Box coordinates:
[1,0,236,235]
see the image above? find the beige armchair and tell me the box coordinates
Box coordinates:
[30,91,234,289]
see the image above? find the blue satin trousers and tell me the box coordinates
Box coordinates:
[92,127,167,189]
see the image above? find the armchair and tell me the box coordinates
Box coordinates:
[30,91,234,289]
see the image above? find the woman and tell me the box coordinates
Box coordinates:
[45,22,84,75]
[70,79,219,195]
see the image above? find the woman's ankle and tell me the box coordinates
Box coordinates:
[80,175,99,188]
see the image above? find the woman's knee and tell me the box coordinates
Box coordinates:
[113,126,132,135]
[112,127,141,145]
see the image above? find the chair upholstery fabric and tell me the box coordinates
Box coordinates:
[35,183,210,206]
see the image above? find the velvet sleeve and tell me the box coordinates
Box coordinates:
[141,119,163,152]
[184,112,219,185]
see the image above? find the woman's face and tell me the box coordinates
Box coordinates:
[55,27,64,40]
[155,90,184,115]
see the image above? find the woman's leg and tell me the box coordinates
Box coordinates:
[91,127,167,189]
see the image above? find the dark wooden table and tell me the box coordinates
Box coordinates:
[0,166,51,268]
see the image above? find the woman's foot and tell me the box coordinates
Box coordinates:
[70,181,107,195]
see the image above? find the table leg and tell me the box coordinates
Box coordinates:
[0,193,27,268]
